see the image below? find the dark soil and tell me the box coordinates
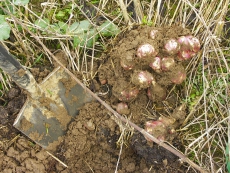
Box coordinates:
[0,25,198,172]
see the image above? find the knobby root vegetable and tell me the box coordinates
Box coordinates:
[149,57,161,72]
[149,29,159,39]
[145,120,167,141]
[120,58,135,70]
[171,70,186,84]
[144,115,177,142]
[186,35,200,53]
[177,36,188,50]
[119,88,139,102]
[116,102,130,115]
[131,70,155,89]
[161,57,175,71]
[136,43,157,58]
[177,35,200,60]
[164,39,180,55]
[178,50,196,60]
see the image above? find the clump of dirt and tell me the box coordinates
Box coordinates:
[0,136,60,172]
[53,50,69,68]
[20,118,33,131]
[131,132,182,169]
[38,95,71,130]
[0,87,27,152]
[60,77,77,97]
[54,101,191,172]
[30,68,51,83]
[1,87,26,119]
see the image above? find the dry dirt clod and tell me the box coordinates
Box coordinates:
[85,120,95,131]
[7,87,20,100]
[0,106,8,124]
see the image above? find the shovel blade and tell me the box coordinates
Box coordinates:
[13,67,93,150]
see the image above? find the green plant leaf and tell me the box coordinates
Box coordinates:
[56,11,65,17]
[33,53,43,66]
[98,21,120,37]
[13,0,29,5]
[227,163,230,173]
[73,29,98,48]
[226,145,230,173]
[50,24,60,33]
[73,36,79,48]
[58,21,68,34]
[68,20,91,34]
[35,18,50,29]
[0,15,11,41]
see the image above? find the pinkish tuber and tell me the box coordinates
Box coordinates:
[177,35,200,60]
[161,57,175,71]
[186,35,200,53]
[100,79,107,85]
[131,70,155,89]
[149,29,159,39]
[120,58,135,70]
[144,116,177,142]
[145,120,167,141]
[116,102,130,115]
[149,57,161,72]
[177,36,189,50]
[118,88,139,102]
[178,50,196,60]
[164,39,180,55]
[136,43,157,58]
[171,70,186,84]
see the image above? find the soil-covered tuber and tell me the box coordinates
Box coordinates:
[116,102,130,115]
[170,70,186,84]
[136,43,157,58]
[112,79,140,102]
[131,70,155,89]
[161,57,175,71]
[149,29,159,39]
[149,57,161,72]
[177,35,200,60]
[145,120,167,141]
[120,58,135,70]
[164,39,180,55]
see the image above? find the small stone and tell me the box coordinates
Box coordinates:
[85,120,95,131]
[163,159,168,166]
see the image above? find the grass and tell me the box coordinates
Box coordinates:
[0,0,229,172]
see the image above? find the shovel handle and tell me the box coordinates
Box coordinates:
[0,45,41,98]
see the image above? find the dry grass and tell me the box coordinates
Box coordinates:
[0,0,229,172]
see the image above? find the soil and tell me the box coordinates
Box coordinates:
[0,25,198,172]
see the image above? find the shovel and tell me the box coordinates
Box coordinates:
[0,45,93,150]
